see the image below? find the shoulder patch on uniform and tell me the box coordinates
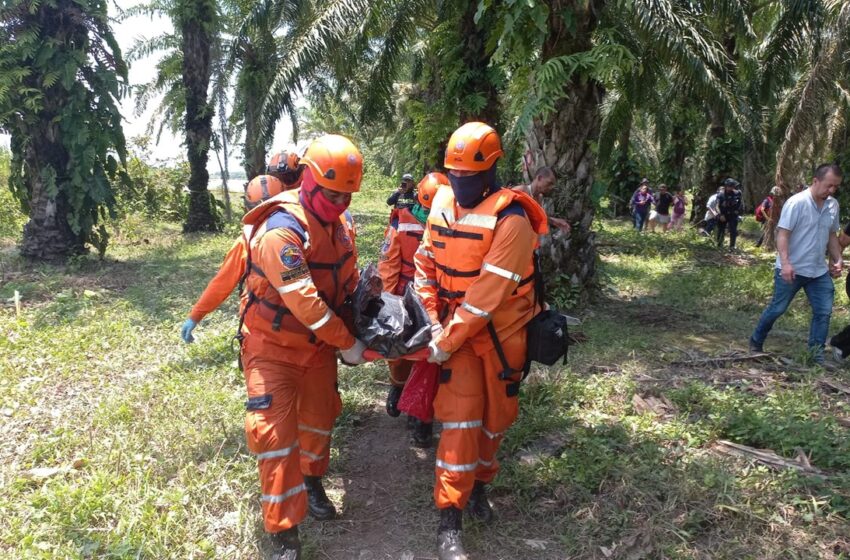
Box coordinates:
[336,224,353,250]
[279,243,304,269]
[266,210,307,243]
[497,202,527,220]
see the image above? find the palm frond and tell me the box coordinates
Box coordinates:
[260,0,371,143]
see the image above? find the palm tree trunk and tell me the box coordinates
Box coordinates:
[612,116,633,216]
[217,94,232,221]
[692,113,726,222]
[527,0,606,305]
[17,123,83,259]
[243,95,267,181]
[458,0,500,127]
[180,0,219,233]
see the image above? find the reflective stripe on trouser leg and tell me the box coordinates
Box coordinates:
[296,356,342,477]
[476,328,526,484]
[433,344,485,510]
[388,359,413,387]
[242,356,307,532]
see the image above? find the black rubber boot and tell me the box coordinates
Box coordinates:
[304,476,336,520]
[406,415,417,430]
[466,480,493,524]
[437,507,468,560]
[386,385,403,417]
[269,526,301,560]
[412,420,433,448]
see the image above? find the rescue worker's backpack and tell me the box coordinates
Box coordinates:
[488,252,569,380]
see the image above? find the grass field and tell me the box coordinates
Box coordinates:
[1,195,849,559]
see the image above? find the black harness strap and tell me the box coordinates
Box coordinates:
[435,261,480,278]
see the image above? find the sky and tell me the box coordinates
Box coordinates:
[0,0,296,177]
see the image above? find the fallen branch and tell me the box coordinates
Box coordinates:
[671,352,770,367]
[712,440,824,475]
[819,377,850,396]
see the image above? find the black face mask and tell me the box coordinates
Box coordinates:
[448,166,498,208]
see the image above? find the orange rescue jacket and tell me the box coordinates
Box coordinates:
[414,186,548,356]
[189,225,252,323]
[378,207,424,295]
[239,189,359,365]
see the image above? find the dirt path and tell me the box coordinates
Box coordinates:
[310,400,439,560]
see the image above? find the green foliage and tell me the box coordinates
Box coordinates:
[0,147,26,239]
[117,139,191,223]
[0,0,129,255]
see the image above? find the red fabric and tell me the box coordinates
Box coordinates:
[397,361,440,422]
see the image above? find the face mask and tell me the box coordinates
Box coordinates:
[300,169,350,223]
[448,166,498,208]
[411,203,429,224]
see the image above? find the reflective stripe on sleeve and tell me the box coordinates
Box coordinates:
[441,420,483,430]
[461,302,491,319]
[262,483,306,503]
[398,223,424,233]
[415,278,437,288]
[307,309,333,331]
[255,441,299,461]
[478,458,494,467]
[277,277,313,295]
[300,450,325,461]
[417,247,435,259]
[435,459,479,472]
[482,428,503,440]
[482,262,522,283]
[298,423,332,436]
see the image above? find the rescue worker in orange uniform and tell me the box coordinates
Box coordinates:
[267,147,306,190]
[238,135,368,560]
[180,174,286,342]
[414,123,547,560]
[378,172,448,446]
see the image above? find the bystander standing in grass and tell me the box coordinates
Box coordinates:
[670,186,687,231]
[630,180,653,232]
[755,186,781,248]
[749,164,843,365]
[648,183,674,233]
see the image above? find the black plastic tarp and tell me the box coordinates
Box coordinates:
[352,264,432,358]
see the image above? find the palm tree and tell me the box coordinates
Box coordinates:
[0,0,129,259]
[126,0,220,232]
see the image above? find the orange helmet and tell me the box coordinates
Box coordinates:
[444,122,503,172]
[417,172,449,208]
[300,134,363,193]
[245,175,284,207]
[267,147,304,188]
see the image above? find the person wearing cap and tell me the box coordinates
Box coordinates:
[387,172,417,209]
[755,186,782,248]
[379,172,449,447]
[237,135,368,559]
[716,178,743,249]
[179,174,287,343]
[414,122,548,560]
[629,179,653,231]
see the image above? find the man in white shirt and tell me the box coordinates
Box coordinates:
[749,164,843,364]
[699,187,723,236]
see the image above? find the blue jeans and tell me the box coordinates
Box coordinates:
[633,209,648,231]
[751,270,834,357]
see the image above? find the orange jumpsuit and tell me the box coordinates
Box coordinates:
[414,185,547,510]
[239,189,358,533]
[378,207,425,385]
[188,225,252,323]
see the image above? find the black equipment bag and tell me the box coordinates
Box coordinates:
[487,251,568,380]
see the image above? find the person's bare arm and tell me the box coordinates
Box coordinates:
[838,230,850,249]
[776,227,795,283]
[828,232,843,278]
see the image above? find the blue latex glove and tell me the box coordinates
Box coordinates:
[181,319,197,343]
